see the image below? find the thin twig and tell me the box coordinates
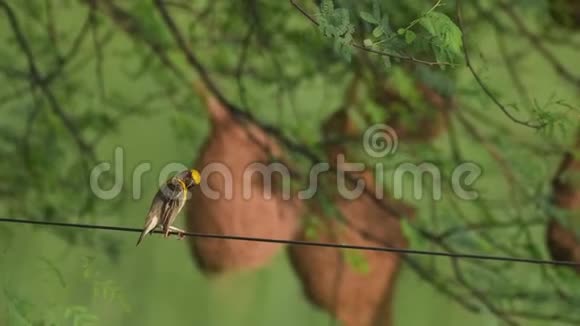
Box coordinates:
[499,1,580,88]
[451,258,519,326]
[455,0,545,129]
[0,1,95,160]
[288,0,454,67]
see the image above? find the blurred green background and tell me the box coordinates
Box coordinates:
[1,0,579,325]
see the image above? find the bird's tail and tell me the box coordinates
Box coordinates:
[136,216,158,247]
[135,230,148,247]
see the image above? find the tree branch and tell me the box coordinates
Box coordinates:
[0,0,95,160]
[455,0,545,129]
[500,1,580,88]
[288,0,455,67]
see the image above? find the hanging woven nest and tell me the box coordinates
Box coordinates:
[288,172,415,326]
[546,135,580,272]
[547,220,580,273]
[288,108,415,326]
[372,79,455,142]
[551,151,580,210]
[186,85,302,274]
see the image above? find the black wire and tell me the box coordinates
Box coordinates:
[1,217,579,267]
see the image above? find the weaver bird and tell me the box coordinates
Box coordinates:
[136,169,201,246]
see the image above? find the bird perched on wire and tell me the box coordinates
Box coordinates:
[136,169,202,246]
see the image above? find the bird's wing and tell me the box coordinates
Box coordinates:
[146,191,165,220]
[159,181,187,235]
[136,191,165,246]
[160,197,184,235]
[136,214,159,246]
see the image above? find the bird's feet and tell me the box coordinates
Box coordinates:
[168,226,186,240]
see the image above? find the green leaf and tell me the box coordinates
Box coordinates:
[397,28,406,35]
[317,1,355,62]
[360,11,377,24]
[419,11,462,58]
[321,0,334,17]
[405,30,416,44]
[363,38,374,47]
[372,26,384,37]
[380,16,391,33]
[342,249,370,274]
[335,39,352,62]
[303,216,322,240]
